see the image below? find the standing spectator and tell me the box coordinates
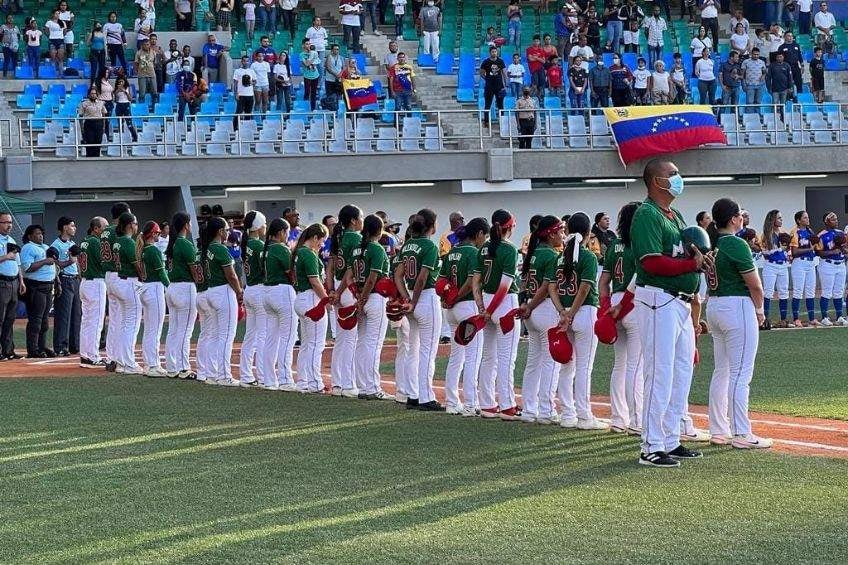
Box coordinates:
[622,18,639,53]
[114,76,139,142]
[150,34,166,94]
[585,11,601,52]
[479,46,507,126]
[0,212,24,361]
[741,47,766,112]
[383,39,398,98]
[104,11,127,71]
[196,0,213,32]
[80,86,107,155]
[700,0,719,47]
[798,0,812,35]
[680,0,695,22]
[602,0,623,53]
[360,0,379,35]
[166,46,182,85]
[695,48,716,105]
[609,53,633,105]
[25,18,42,78]
[279,0,298,41]
[232,55,256,128]
[20,224,56,358]
[766,51,793,115]
[259,0,276,36]
[814,2,836,51]
[729,8,749,34]
[619,0,643,49]
[689,25,712,78]
[134,8,153,49]
[419,0,440,62]
[670,54,687,103]
[174,0,194,31]
[766,23,785,63]
[568,34,593,70]
[50,216,80,357]
[729,26,752,61]
[516,87,536,149]
[305,16,328,89]
[155,222,170,254]
[390,51,415,112]
[632,56,650,104]
[44,10,66,73]
[0,16,20,79]
[719,50,742,111]
[58,1,75,58]
[641,5,666,70]
[592,212,616,255]
[588,54,611,107]
[649,59,671,104]
[273,50,293,111]
[135,38,158,106]
[554,5,570,57]
[243,0,256,40]
[254,34,277,68]
[340,0,362,54]
[175,60,199,121]
[507,52,525,98]
[542,33,558,64]
[526,35,547,101]
[392,0,406,38]
[810,47,825,103]
[202,33,225,83]
[300,38,320,111]
[545,54,565,103]
[776,32,802,100]
[251,51,270,113]
[324,42,344,97]
[568,54,588,110]
[95,68,114,139]
[507,0,521,50]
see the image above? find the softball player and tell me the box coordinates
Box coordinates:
[137,221,169,377]
[473,209,521,421]
[759,210,789,328]
[194,239,213,383]
[101,202,131,371]
[598,202,643,434]
[238,210,267,386]
[705,198,772,449]
[439,217,490,416]
[518,215,563,425]
[395,208,443,411]
[789,210,819,327]
[293,223,331,394]
[165,212,200,379]
[261,218,299,391]
[549,213,607,430]
[329,205,363,397]
[111,212,143,374]
[389,249,414,404]
[200,216,243,387]
[351,215,393,401]
[78,216,108,368]
[815,212,847,326]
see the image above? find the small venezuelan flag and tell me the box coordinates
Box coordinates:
[343,78,378,111]
[603,105,727,166]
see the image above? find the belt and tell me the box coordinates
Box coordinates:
[0,274,17,281]
[767,259,786,264]
[636,283,694,303]
[825,258,845,264]
[60,273,79,278]
[797,256,814,261]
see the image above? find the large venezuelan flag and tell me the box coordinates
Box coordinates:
[603,105,727,166]
[343,78,378,111]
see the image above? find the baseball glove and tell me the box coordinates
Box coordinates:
[742,228,757,241]
[69,244,81,257]
[835,233,847,247]
[6,242,20,254]
[778,232,792,246]
[809,234,820,245]
[46,247,60,260]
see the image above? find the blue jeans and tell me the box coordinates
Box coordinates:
[275,84,292,111]
[799,11,811,35]
[569,87,586,110]
[647,45,662,70]
[2,46,16,77]
[744,83,763,112]
[510,82,522,98]
[394,90,411,112]
[360,1,378,32]
[763,0,778,26]
[606,20,622,52]
[723,84,741,112]
[262,6,276,34]
[26,45,38,75]
[698,78,716,105]
[508,19,521,49]
[394,13,403,37]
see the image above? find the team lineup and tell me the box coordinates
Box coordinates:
[4,159,848,467]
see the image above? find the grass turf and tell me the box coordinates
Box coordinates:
[1,376,847,563]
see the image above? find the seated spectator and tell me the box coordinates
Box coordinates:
[649,59,671,105]
[632,56,650,104]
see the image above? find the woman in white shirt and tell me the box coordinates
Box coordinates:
[44,10,65,72]
[57,1,74,58]
[250,53,271,113]
[649,60,671,104]
[393,0,406,38]
[699,0,719,47]
[695,47,716,105]
[134,8,154,49]
[689,25,711,77]
[273,50,292,112]
[729,23,751,58]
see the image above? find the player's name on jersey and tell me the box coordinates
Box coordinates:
[404,242,424,253]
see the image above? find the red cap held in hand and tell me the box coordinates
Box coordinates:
[237,304,246,322]
[499,308,521,334]
[548,327,573,364]
[306,297,330,321]
[434,277,450,297]
[594,313,618,344]
[374,277,398,298]
[455,315,486,345]
[337,304,358,330]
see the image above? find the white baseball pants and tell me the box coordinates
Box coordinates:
[818,260,846,299]
[104,271,121,362]
[423,30,440,61]
[479,292,520,411]
[294,289,328,392]
[330,286,358,392]
[636,285,695,454]
[609,291,644,431]
[238,284,267,382]
[557,305,599,421]
[79,278,106,363]
[761,261,789,299]
[355,293,389,395]
[393,316,415,399]
[262,284,298,388]
[522,298,560,420]
[205,284,238,381]
[113,276,141,369]
[195,290,214,381]
[140,281,166,370]
[707,296,759,437]
[165,282,197,374]
[406,288,442,404]
[444,300,484,410]
[791,258,816,299]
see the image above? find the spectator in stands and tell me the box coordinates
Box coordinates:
[306,17,328,89]
[729,8,749,34]
[516,87,537,149]
[301,38,321,111]
[622,18,639,53]
[554,4,570,57]
[729,24,751,59]
[766,23,785,64]
[670,53,687,103]
[777,32,803,101]
[87,23,106,83]
[695,47,716,105]
[155,222,170,254]
[542,33,558,64]
[585,11,601,52]
[134,8,153,49]
[592,212,616,253]
[175,0,193,31]
[699,0,719,47]
[20,224,55,359]
[642,5,666,70]
[150,34,166,94]
[254,35,276,67]
[507,0,521,50]
[689,25,711,78]
[45,10,66,73]
[50,216,80,357]
[217,0,234,32]
[175,61,199,121]
[340,0,362,54]
[95,68,114,138]
[588,54,610,107]
[632,56,649,104]
[507,53,525,99]
[719,50,742,112]
[251,51,270,113]
[545,54,565,103]
[392,0,406,38]
[25,18,41,78]
[798,0,812,35]
[58,2,74,58]
[649,59,671,104]
[419,0,440,62]
[814,2,836,51]
[279,0,297,40]
[324,43,344,97]
[232,55,256,127]
[273,50,292,111]
[104,11,127,71]
[526,35,546,102]
[0,15,20,79]
[480,46,507,127]
[135,39,158,106]
[384,39,398,98]
[391,51,415,112]
[569,34,593,70]
[810,47,825,103]
[360,0,379,35]
[620,0,643,51]
[196,0,214,32]
[609,53,633,106]
[483,26,499,49]
[202,34,226,83]
[742,47,767,112]
[166,45,182,84]
[114,76,139,142]
[568,54,588,110]
[259,0,276,35]
[766,51,793,117]
[243,0,256,40]
[602,0,622,53]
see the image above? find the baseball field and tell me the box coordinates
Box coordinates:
[2,324,847,563]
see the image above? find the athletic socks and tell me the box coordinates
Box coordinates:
[779,298,788,321]
[836,298,844,318]
[820,297,830,320]
[792,298,801,320]
[806,298,816,321]
[763,297,771,318]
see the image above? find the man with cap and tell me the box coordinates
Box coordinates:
[0,211,24,360]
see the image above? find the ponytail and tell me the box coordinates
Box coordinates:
[407,208,437,240]
[263,218,289,279]
[241,211,257,260]
[200,216,226,260]
[562,212,590,281]
[331,204,362,256]
[521,215,560,277]
[360,214,383,253]
[487,208,514,256]
[166,211,191,263]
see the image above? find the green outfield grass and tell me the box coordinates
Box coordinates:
[0,377,846,563]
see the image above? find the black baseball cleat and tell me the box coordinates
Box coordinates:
[405,398,420,409]
[439,336,450,344]
[417,400,446,412]
[759,319,771,331]
[105,360,118,372]
[42,349,57,358]
[638,451,681,468]
[668,445,703,459]
[26,352,46,359]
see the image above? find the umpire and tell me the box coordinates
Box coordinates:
[630,159,714,468]
[0,211,25,360]
[51,216,81,357]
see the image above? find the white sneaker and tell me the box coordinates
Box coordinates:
[394,392,409,403]
[144,367,168,378]
[204,378,220,386]
[166,371,180,378]
[520,414,537,424]
[278,382,298,392]
[821,317,834,327]
[118,364,144,375]
[239,379,259,388]
[577,418,609,431]
[837,316,848,326]
[609,424,628,434]
[710,434,733,445]
[732,434,773,449]
[259,383,280,391]
[536,414,560,425]
[461,406,479,417]
[681,429,711,442]
[217,378,241,387]
[446,404,464,415]
[329,386,343,396]
[341,388,359,398]
[372,390,395,401]
[626,426,642,436]
[560,417,578,428]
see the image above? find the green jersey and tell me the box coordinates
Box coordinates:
[99,224,118,272]
[113,235,138,278]
[205,242,233,288]
[351,241,390,289]
[707,234,755,298]
[168,236,201,284]
[398,237,439,290]
[243,237,265,286]
[522,244,559,298]
[476,240,519,294]
[141,244,169,285]
[295,246,323,292]
[439,243,479,303]
[334,230,362,282]
[79,235,104,280]
[548,246,599,308]
[264,242,293,286]
[631,198,700,295]
[602,238,636,294]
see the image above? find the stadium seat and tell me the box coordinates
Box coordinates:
[48,84,67,99]
[401,117,422,151]
[377,127,397,151]
[355,118,375,152]
[567,115,588,147]
[282,125,302,154]
[548,116,566,149]
[417,53,435,67]
[23,83,43,99]
[16,94,36,110]
[436,53,455,75]
[424,126,442,151]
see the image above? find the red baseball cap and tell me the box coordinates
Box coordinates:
[374,277,398,298]
[548,327,573,364]
[594,313,618,344]
[337,304,358,330]
[305,296,330,321]
[499,308,521,334]
[455,315,486,345]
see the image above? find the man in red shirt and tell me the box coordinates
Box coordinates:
[526,34,547,100]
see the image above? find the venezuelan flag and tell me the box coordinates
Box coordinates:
[603,105,727,166]
[343,78,378,111]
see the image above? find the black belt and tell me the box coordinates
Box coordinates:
[637,283,694,303]
[60,273,79,278]
[767,260,786,265]
[0,275,16,282]
[825,259,845,264]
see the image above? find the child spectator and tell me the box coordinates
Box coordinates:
[623,19,640,53]
[507,52,525,98]
[632,56,650,104]
[810,46,824,103]
[545,54,565,103]
[25,17,41,77]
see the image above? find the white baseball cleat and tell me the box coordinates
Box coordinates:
[577,418,610,431]
[536,414,560,425]
[609,424,628,434]
[277,382,298,392]
[238,379,259,388]
[461,406,480,417]
[446,404,464,415]
[626,426,643,436]
[709,434,733,445]
[837,316,848,326]
[681,429,711,442]
[144,367,168,378]
[329,386,343,396]
[259,383,280,391]
[520,414,537,424]
[731,434,774,449]
[372,390,395,401]
[204,378,220,386]
[821,318,834,327]
[341,388,359,398]
[118,364,144,375]
[559,417,578,429]
[216,378,241,387]
[394,392,409,403]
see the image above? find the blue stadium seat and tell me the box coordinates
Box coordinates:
[290,54,301,76]
[48,84,66,99]
[621,53,637,69]
[353,53,367,73]
[373,79,383,98]
[417,53,435,67]
[23,83,43,98]
[16,94,36,110]
[381,98,396,123]
[457,88,475,102]
[154,102,173,115]
[71,84,88,98]
[200,101,219,114]
[39,65,58,79]
[164,83,178,94]
[210,82,227,95]
[15,66,33,79]
[436,53,455,75]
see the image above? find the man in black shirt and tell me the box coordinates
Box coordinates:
[776,31,803,99]
[592,211,617,255]
[479,46,507,126]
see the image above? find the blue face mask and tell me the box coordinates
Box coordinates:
[664,173,684,196]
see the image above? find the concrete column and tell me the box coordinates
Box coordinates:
[179,184,200,237]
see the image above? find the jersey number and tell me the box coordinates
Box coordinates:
[403,256,418,279]
[706,263,718,291]
[78,252,88,273]
[100,240,112,262]
[483,259,494,285]
[449,264,459,288]
[557,270,578,296]
[525,269,539,294]
[190,263,205,284]
[613,257,624,284]
[243,259,251,277]
[353,259,366,285]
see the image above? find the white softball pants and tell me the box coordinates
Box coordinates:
[818,260,846,299]
[393,315,414,398]
[79,278,106,363]
[761,261,789,300]
[791,258,816,299]
[636,285,695,454]
[140,281,166,370]
[405,288,442,404]
[206,285,238,381]
[355,293,389,395]
[479,292,520,411]
[444,300,484,410]
[609,291,644,431]
[262,284,298,388]
[295,289,328,392]
[423,30,440,60]
[105,271,121,362]
[707,296,760,437]
[165,282,197,374]
[195,290,213,381]
[522,299,560,420]
[238,284,267,382]
[113,276,141,369]
[330,286,357,392]
[557,305,599,422]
